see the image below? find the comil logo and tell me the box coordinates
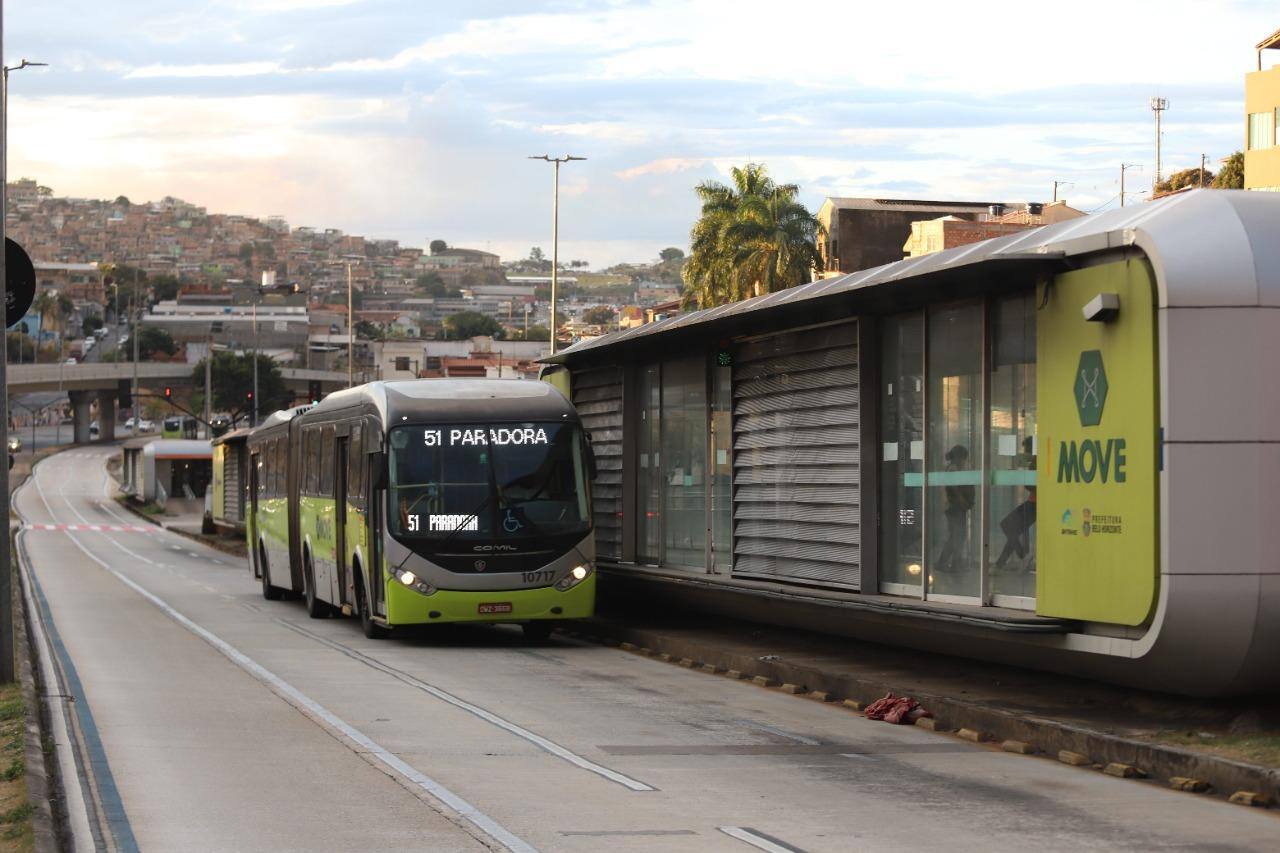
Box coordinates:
[1073,349,1108,427]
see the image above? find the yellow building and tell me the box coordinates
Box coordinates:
[1245,28,1280,190]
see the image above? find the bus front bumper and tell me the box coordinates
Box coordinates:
[384,573,596,626]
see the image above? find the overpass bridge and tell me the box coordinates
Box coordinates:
[8,362,351,444]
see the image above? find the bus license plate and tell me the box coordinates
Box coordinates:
[478,602,513,614]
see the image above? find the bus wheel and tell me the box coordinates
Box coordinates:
[356,571,389,640]
[260,544,284,601]
[522,622,554,644]
[304,553,328,619]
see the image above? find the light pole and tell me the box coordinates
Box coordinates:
[1,47,47,683]
[347,261,354,388]
[528,154,585,354]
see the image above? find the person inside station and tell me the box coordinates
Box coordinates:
[935,444,975,575]
[995,436,1037,570]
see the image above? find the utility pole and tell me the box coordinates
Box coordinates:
[131,269,140,436]
[1200,153,1208,188]
[1120,163,1142,207]
[0,6,12,684]
[252,292,259,427]
[0,28,40,682]
[346,262,354,388]
[528,154,586,354]
[1052,180,1071,203]
[204,328,212,438]
[1150,97,1169,190]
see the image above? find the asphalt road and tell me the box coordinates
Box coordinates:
[15,447,1280,852]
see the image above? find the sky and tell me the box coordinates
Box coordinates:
[5,0,1277,267]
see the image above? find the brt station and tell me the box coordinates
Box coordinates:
[543,190,1280,697]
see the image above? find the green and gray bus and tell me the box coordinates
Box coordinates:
[245,379,596,639]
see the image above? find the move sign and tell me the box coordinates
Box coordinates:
[1036,260,1159,626]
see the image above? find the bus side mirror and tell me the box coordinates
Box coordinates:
[584,432,598,481]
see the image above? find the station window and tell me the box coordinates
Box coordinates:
[636,355,712,571]
[320,427,335,496]
[877,290,1037,609]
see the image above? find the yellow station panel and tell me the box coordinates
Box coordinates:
[1036,259,1159,625]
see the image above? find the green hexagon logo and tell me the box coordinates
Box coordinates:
[1073,349,1107,427]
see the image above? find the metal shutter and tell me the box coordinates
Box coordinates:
[572,366,624,559]
[732,322,861,589]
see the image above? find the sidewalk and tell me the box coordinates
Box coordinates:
[572,600,1280,809]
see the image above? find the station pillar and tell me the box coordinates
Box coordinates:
[68,391,93,445]
[96,392,117,442]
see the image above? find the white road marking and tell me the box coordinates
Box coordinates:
[278,620,657,792]
[29,460,538,853]
[839,752,878,762]
[718,826,805,853]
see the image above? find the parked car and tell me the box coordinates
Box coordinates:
[64,357,77,365]
[90,420,99,437]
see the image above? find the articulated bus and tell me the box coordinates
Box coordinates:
[245,379,596,640]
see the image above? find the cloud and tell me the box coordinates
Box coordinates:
[4,0,1274,265]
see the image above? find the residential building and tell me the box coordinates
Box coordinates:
[1245,27,1280,190]
[816,198,1030,275]
[903,202,1085,257]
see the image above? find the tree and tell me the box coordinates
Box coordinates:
[1155,166,1215,195]
[681,162,824,310]
[354,320,386,341]
[510,324,550,342]
[113,195,131,206]
[1213,152,1244,189]
[6,332,34,361]
[582,306,616,326]
[529,247,545,263]
[193,351,290,414]
[415,272,460,298]
[151,275,182,301]
[659,247,685,262]
[82,314,104,337]
[429,239,448,254]
[136,327,178,360]
[443,311,505,341]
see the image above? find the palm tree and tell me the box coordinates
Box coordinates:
[680,163,823,309]
[32,291,55,364]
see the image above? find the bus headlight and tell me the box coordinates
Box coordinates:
[555,563,593,591]
[394,569,436,596]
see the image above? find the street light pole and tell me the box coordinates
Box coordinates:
[528,154,585,354]
[0,39,45,683]
[347,262,354,388]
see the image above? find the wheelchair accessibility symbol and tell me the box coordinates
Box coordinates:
[502,510,524,534]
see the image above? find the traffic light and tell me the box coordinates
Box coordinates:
[246,390,254,405]
[308,380,322,404]
[163,386,173,400]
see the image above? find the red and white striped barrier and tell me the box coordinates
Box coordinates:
[27,523,153,533]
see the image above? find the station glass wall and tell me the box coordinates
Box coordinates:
[878,291,1037,607]
[637,355,721,570]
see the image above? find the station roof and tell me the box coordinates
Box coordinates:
[144,439,212,460]
[544,190,1280,366]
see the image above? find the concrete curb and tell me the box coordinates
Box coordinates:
[572,619,1279,807]
[12,527,60,853]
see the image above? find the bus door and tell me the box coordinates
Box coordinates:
[248,451,260,574]
[335,436,349,608]
[369,449,385,617]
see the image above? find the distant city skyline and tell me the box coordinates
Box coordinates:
[6,0,1276,266]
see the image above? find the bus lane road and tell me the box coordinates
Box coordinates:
[17,447,1280,853]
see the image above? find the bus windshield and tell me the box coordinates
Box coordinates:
[388,422,590,545]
